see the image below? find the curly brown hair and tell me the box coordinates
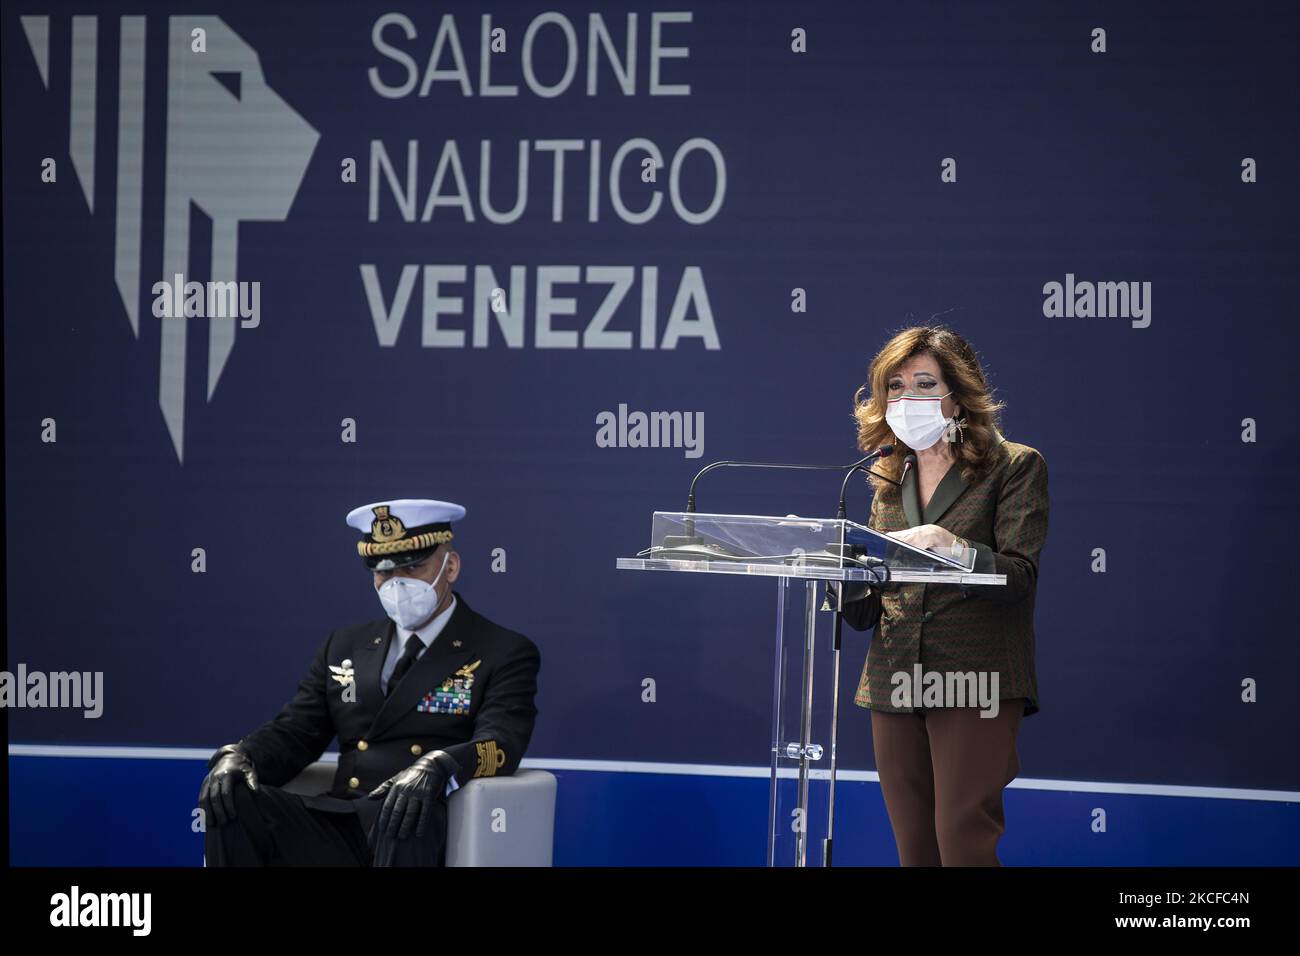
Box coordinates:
[853,325,1006,493]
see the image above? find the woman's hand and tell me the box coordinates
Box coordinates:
[887,524,959,552]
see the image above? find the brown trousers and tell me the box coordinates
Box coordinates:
[870,698,1025,866]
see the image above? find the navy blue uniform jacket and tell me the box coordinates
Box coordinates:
[235,592,540,821]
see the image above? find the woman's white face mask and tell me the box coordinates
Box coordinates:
[886,389,954,450]
[376,552,449,630]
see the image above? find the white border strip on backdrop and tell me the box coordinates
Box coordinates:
[8,743,1300,804]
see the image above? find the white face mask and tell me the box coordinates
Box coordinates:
[376,552,449,630]
[886,390,954,450]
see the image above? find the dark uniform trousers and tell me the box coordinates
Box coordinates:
[204,785,446,867]
[870,698,1025,866]
[204,593,540,867]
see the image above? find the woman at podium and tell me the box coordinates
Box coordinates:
[840,324,1050,866]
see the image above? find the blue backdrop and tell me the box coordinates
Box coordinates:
[4,0,1298,865]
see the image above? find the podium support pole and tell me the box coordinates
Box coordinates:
[825,600,843,868]
[766,578,786,868]
[795,579,818,867]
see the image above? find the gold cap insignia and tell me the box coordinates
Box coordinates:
[370,505,406,542]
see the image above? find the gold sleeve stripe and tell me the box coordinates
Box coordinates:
[357,529,453,557]
[474,740,507,777]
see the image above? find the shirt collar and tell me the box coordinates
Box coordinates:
[397,595,458,650]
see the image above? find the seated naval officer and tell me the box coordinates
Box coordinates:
[198,499,541,866]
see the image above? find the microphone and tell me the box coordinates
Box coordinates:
[669,446,898,548]
[827,450,905,616]
[836,446,900,520]
[898,454,916,490]
[827,451,909,561]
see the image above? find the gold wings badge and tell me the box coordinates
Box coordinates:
[329,659,355,686]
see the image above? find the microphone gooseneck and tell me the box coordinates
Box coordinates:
[687,445,898,516]
[675,446,901,548]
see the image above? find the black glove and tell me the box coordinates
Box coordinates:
[366,750,461,867]
[198,743,258,827]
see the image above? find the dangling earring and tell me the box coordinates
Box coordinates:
[945,414,968,444]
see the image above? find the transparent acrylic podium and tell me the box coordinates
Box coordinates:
[617,511,1007,867]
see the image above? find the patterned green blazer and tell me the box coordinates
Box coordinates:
[843,437,1050,717]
